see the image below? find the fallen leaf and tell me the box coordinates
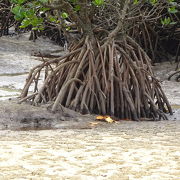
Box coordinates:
[105,116,114,123]
[96,115,115,123]
[96,115,105,120]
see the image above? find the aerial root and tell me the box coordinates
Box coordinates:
[20,36,172,120]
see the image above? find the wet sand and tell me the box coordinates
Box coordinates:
[0,120,179,179]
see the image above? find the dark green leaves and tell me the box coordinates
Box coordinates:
[20,16,43,29]
[10,0,50,30]
[11,5,25,20]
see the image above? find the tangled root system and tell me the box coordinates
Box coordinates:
[20,36,172,120]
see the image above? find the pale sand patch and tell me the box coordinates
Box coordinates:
[0,123,179,179]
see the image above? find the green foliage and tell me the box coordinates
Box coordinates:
[20,16,44,30]
[39,0,48,3]
[161,0,178,26]
[149,0,157,5]
[133,0,139,5]
[10,0,105,31]
[132,0,179,26]
[92,0,104,6]
[161,17,171,25]
[61,12,69,19]
[161,17,177,26]
[168,6,178,14]
[48,15,58,23]
[10,0,49,30]
[11,5,25,20]
[74,4,81,11]
[10,0,179,31]
[11,0,27,5]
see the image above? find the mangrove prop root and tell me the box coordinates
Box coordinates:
[20,37,172,120]
[168,70,180,82]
